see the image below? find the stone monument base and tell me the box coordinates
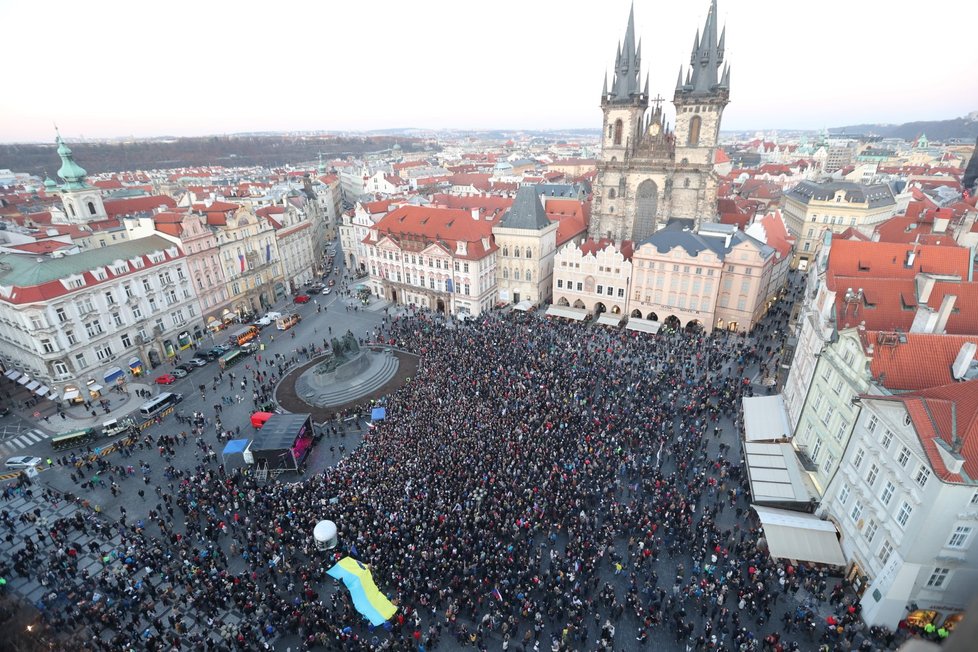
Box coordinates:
[294,349,399,408]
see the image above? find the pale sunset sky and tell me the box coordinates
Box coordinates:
[1,0,976,142]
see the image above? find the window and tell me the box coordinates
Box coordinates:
[812,394,823,412]
[85,321,103,338]
[132,306,142,320]
[812,438,823,462]
[866,463,879,486]
[836,420,849,442]
[914,465,931,488]
[867,415,878,433]
[74,352,87,369]
[56,307,67,323]
[148,298,158,312]
[853,449,865,470]
[947,526,973,549]
[112,312,123,327]
[597,285,603,295]
[65,330,77,346]
[124,284,133,298]
[927,568,950,589]
[142,279,152,292]
[864,520,878,543]
[121,333,132,348]
[557,280,563,289]
[881,429,893,450]
[54,361,69,376]
[838,484,850,505]
[105,291,115,305]
[822,405,835,426]
[850,502,863,522]
[880,481,895,506]
[878,540,893,565]
[897,446,912,468]
[41,339,54,353]
[896,501,913,528]
[971,490,978,507]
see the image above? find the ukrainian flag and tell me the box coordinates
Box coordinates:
[326,557,397,626]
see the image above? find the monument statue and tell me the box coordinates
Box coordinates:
[318,331,361,374]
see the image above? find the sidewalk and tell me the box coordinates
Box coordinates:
[39,383,153,431]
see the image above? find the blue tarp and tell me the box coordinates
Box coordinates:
[222,439,250,455]
[371,407,387,421]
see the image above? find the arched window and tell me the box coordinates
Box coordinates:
[68,204,76,217]
[513,269,521,281]
[526,248,532,259]
[613,119,623,145]
[502,267,509,279]
[688,115,702,146]
[608,124,613,139]
[525,270,532,282]
[87,201,97,215]
[513,247,521,258]
[608,188,616,200]
[502,246,509,257]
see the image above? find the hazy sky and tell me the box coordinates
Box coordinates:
[2,0,976,143]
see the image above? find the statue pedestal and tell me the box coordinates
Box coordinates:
[294,349,399,408]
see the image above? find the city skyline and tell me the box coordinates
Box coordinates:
[1,0,977,143]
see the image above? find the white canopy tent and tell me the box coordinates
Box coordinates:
[752,505,846,566]
[742,395,793,442]
[545,306,589,321]
[512,300,534,312]
[625,318,661,334]
[596,314,623,328]
[744,441,818,505]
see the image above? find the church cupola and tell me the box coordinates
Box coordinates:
[53,130,107,223]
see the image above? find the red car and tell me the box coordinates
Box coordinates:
[155,373,177,385]
[294,294,311,304]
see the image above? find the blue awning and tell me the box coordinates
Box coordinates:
[371,407,387,421]
[128,357,143,369]
[104,367,124,383]
[222,439,250,456]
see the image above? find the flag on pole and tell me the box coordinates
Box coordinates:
[239,253,246,272]
[490,587,503,602]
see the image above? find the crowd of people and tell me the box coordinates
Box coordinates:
[0,276,914,651]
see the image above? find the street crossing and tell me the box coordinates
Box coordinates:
[0,428,49,456]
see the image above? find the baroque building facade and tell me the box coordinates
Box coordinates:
[590,1,730,242]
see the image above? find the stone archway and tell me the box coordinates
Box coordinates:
[633,179,658,242]
[436,299,446,314]
[664,315,681,330]
[648,312,659,322]
[557,296,570,307]
[630,309,642,318]
[573,299,586,309]
[594,302,607,315]
[610,305,621,314]
[686,319,703,333]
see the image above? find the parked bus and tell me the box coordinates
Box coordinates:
[138,392,183,420]
[276,313,301,331]
[218,348,246,369]
[50,427,99,451]
[229,325,260,346]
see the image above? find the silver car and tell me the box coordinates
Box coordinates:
[5,456,42,470]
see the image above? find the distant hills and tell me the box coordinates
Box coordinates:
[0,135,428,178]
[829,112,978,141]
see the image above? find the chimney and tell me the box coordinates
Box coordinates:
[934,294,957,333]
[951,342,977,380]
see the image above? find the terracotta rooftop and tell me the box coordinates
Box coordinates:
[863,331,978,391]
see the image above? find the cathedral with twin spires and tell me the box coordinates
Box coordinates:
[590,0,730,243]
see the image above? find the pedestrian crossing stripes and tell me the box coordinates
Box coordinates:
[0,429,49,456]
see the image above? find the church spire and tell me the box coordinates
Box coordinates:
[684,0,725,95]
[607,2,643,103]
[55,130,90,191]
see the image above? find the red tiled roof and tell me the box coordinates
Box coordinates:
[368,205,496,261]
[714,149,731,164]
[754,210,795,259]
[430,194,512,218]
[827,239,971,280]
[7,240,73,254]
[864,331,978,390]
[104,195,176,217]
[363,199,392,215]
[544,198,589,247]
[879,379,978,483]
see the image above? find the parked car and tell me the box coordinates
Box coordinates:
[5,456,42,470]
[155,373,177,385]
[188,357,209,367]
[309,283,325,293]
[253,316,274,328]
[240,341,259,353]
[175,363,195,374]
[294,294,311,304]
[322,287,332,295]
[263,311,282,321]
[171,368,189,379]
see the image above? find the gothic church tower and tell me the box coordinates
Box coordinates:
[591,1,729,243]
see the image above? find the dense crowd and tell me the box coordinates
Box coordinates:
[0,277,910,651]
